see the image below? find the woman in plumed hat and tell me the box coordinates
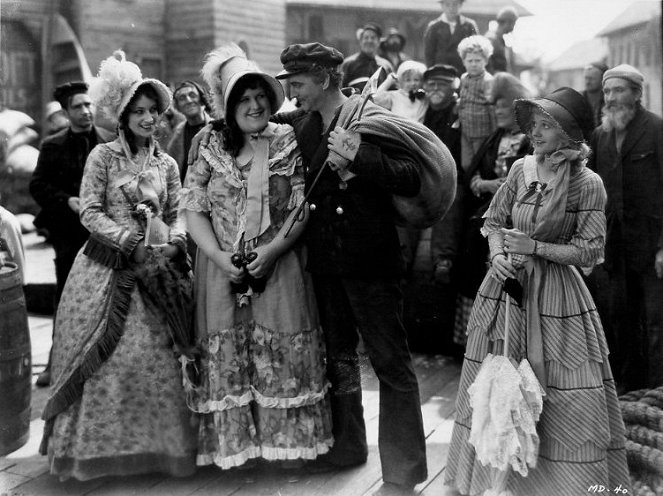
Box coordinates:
[40,51,197,480]
[445,87,631,494]
[181,44,333,470]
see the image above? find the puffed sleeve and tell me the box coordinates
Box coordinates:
[79,145,142,258]
[180,127,213,213]
[568,169,607,267]
[267,125,304,210]
[481,158,521,237]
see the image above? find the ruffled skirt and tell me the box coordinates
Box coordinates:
[445,263,631,495]
[192,247,333,468]
[46,253,197,480]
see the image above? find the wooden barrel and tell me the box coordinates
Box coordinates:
[0,262,31,456]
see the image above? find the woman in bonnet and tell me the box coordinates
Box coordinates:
[181,44,332,469]
[444,87,631,494]
[40,51,196,480]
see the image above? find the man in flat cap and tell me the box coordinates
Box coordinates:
[273,41,428,494]
[341,22,394,91]
[30,81,113,386]
[423,0,478,75]
[485,6,519,74]
[589,64,663,394]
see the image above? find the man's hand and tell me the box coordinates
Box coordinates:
[655,248,663,279]
[68,196,81,213]
[328,127,361,162]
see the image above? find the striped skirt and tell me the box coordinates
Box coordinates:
[444,263,631,495]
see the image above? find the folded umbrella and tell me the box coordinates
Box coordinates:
[467,254,545,495]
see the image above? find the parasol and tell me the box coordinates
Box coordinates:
[467,254,545,495]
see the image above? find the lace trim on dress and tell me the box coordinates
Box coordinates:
[193,383,331,413]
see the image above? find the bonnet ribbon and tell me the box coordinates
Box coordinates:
[113,129,161,212]
[244,124,275,242]
[516,150,580,390]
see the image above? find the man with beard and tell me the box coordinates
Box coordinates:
[589,64,663,393]
[30,81,113,386]
[273,42,430,495]
[166,80,212,182]
[341,22,393,91]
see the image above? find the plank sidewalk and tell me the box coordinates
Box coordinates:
[1,318,462,496]
[2,232,463,495]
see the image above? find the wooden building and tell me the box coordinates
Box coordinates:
[546,38,609,94]
[285,0,532,62]
[0,0,286,126]
[596,0,662,115]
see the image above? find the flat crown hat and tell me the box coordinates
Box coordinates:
[276,42,344,79]
[514,87,594,143]
[53,81,88,108]
[423,64,458,81]
[602,63,644,90]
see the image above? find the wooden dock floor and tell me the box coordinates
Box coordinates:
[2,339,462,496]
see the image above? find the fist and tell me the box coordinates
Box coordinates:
[328,127,361,162]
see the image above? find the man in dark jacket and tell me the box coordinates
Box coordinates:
[341,22,393,91]
[589,64,663,393]
[422,64,462,284]
[274,42,428,494]
[423,0,478,75]
[30,81,113,386]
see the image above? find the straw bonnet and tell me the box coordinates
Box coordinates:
[89,50,171,128]
[201,43,284,119]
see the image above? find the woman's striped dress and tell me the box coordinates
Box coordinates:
[444,159,631,495]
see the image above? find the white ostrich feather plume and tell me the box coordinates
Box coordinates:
[89,50,142,124]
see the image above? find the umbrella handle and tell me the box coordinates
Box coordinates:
[503,254,512,359]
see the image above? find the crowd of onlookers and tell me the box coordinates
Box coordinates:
[0,1,661,494]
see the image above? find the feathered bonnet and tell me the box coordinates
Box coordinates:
[200,43,284,120]
[89,50,171,128]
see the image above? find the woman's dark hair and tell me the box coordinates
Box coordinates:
[119,83,162,155]
[222,74,277,157]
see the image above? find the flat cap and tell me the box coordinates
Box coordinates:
[276,42,344,79]
[359,22,382,39]
[53,81,89,108]
[603,64,644,90]
[423,64,458,81]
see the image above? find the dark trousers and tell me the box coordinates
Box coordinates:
[396,186,465,272]
[591,264,663,392]
[313,275,428,486]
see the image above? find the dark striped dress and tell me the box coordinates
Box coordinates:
[445,158,631,495]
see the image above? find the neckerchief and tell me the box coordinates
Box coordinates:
[244,123,275,241]
[112,129,161,214]
[516,150,582,390]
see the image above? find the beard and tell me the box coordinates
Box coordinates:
[601,102,636,132]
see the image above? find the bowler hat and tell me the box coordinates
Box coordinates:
[53,81,89,109]
[276,42,344,79]
[423,64,458,82]
[514,87,594,143]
